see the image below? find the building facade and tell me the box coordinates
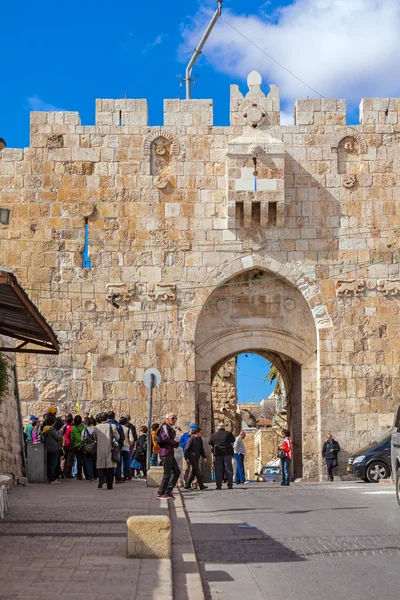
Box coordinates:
[1,70,399,479]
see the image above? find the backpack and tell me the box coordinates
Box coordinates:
[82,430,96,455]
[153,424,169,448]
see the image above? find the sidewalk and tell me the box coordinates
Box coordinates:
[0,479,171,600]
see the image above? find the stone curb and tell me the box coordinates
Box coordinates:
[168,490,205,600]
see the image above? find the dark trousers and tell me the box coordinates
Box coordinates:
[234,453,246,484]
[215,455,233,489]
[281,458,290,485]
[63,446,75,478]
[159,454,180,495]
[98,467,114,489]
[83,454,96,480]
[326,459,335,481]
[75,448,85,479]
[185,458,204,489]
[116,450,132,481]
[47,451,59,482]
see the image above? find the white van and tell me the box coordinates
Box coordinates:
[391,404,400,505]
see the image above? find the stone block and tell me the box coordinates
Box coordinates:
[127,515,171,558]
[146,467,164,488]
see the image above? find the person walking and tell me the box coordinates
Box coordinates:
[117,417,134,482]
[184,428,208,490]
[150,423,160,466]
[156,413,181,500]
[179,424,196,484]
[82,417,97,481]
[322,434,341,481]
[71,415,87,480]
[131,426,148,479]
[209,423,235,490]
[43,415,63,484]
[93,412,120,490]
[278,429,292,486]
[234,431,247,485]
[107,411,125,483]
[63,414,75,479]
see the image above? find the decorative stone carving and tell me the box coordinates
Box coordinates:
[342,174,356,188]
[143,130,180,156]
[283,298,296,311]
[147,284,176,302]
[144,130,180,188]
[154,175,169,189]
[242,102,266,128]
[336,279,400,297]
[336,279,365,296]
[106,283,176,309]
[331,129,367,154]
[79,202,96,217]
[106,283,139,311]
[377,279,400,296]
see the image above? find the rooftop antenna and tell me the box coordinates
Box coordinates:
[184,0,223,99]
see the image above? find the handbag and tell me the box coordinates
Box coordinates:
[109,424,120,463]
[278,449,287,460]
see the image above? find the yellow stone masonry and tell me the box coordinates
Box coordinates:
[1,71,399,478]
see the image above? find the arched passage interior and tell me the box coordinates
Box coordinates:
[194,268,320,480]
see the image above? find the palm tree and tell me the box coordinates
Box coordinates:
[265,364,285,411]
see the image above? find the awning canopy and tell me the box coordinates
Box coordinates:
[0,270,59,354]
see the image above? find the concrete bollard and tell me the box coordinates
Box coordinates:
[127,515,171,558]
[146,466,164,488]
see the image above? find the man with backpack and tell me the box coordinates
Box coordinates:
[156,413,181,500]
[81,417,97,481]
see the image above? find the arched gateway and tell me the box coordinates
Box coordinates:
[184,253,332,480]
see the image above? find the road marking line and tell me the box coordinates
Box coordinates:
[361,490,395,494]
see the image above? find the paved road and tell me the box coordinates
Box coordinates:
[181,481,400,600]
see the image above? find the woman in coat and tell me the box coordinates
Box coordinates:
[93,412,120,490]
[43,415,63,484]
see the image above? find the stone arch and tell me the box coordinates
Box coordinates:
[183,252,332,342]
[192,258,329,480]
[143,129,180,156]
[331,127,367,154]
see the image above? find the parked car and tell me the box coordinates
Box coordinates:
[261,459,281,482]
[391,404,400,506]
[347,431,391,482]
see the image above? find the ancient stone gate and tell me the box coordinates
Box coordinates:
[1,70,400,479]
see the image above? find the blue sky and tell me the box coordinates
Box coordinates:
[237,354,275,404]
[1,0,398,405]
[3,0,400,149]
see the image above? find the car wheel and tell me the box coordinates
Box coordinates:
[396,468,400,507]
[366,461,389,483]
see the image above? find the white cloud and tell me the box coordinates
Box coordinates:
[143,34,166,54]
[180,0,400,115]
[27,95,64,111]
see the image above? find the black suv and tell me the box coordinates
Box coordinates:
[347,431,391,482]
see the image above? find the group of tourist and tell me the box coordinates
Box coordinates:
[24,407,152,489]
[25,405,340,492]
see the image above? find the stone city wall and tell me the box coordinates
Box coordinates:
[0,340,23,480]
[1,70,400,477]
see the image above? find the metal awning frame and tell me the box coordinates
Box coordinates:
[0,271,60,354]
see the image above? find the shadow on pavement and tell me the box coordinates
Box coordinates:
[191,522,307,564]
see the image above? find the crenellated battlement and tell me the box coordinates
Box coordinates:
[17,72,400,147]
